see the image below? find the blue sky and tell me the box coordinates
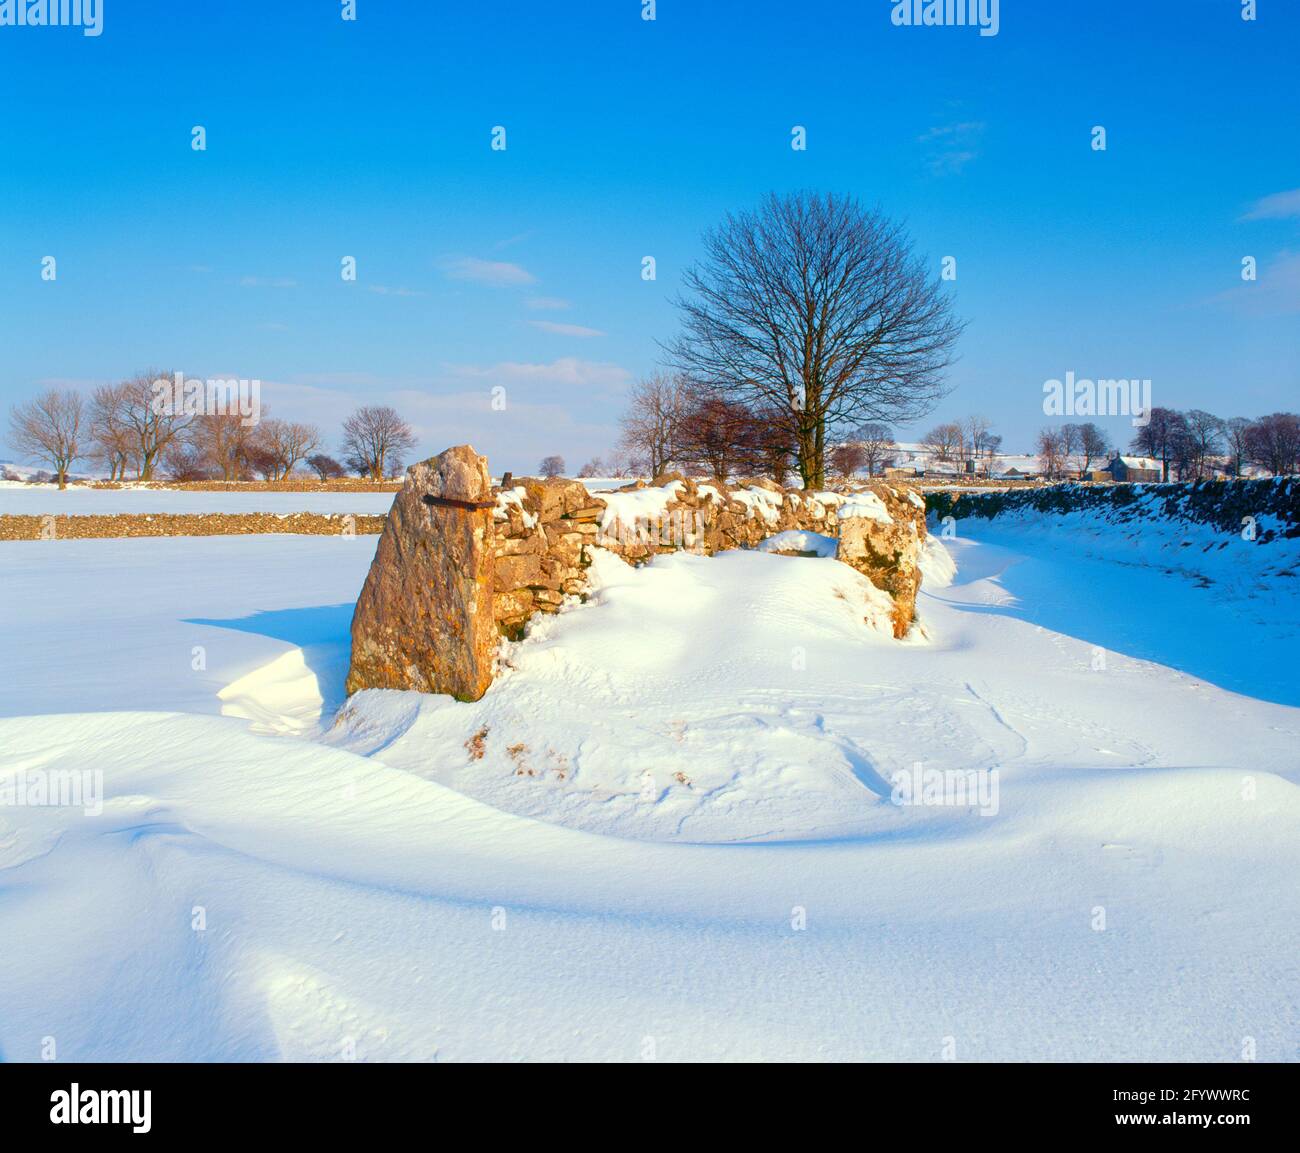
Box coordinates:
[1,0,1297,472]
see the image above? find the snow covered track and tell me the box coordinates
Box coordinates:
[0,531,1297,1060]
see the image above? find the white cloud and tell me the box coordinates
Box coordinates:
[529,320,604,338]
[1241,189,1300,222]
[442,256,536,286]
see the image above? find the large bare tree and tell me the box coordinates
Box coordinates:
[341,406,417,480]
[669,191,963,488]
[8,388,84,489]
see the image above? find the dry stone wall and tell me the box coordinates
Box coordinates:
[492,472,928,640]
[346,447,929,703]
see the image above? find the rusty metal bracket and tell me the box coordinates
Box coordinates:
[422,494,496,512]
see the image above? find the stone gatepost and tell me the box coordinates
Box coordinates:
[346,445,497,701]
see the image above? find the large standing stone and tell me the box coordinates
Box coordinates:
[346,445,496,701]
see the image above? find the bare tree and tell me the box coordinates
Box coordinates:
[853,421,897,476]
[255,419,321,480]
[828,442,868,479]
[1182,409,1224,479]
[8,389,84,489]
[538,455,566,478]
[123,369,192,480]
[89,370,191,481]
[89,382,138,480]
[1244,413,1300,476]
[668,191,963,488]
[190,412,258,481]
[1223,417,1252,478]
[618,373,688,478]
[674,394,755,482]
[962,415,992,468]
[341,406,417,481]
[162,438,213,482]
[1131,407,1187,482]
[922,421,963,464]
[1036,427,1065,480]
[979,432,1003,476]
[576,457,606,478]
[749,404,798,485]
[1077,422,1111,473]
[307,453,346,480]
[1057,424,1082,475]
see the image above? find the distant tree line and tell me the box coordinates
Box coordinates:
[1126,408,1300,481]
[920,415,1007,476]
[1032,408,1300,482]
[6,372,420,486]
[1033,422,1113,480]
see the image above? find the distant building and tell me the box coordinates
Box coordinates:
[1105,455,1162,482]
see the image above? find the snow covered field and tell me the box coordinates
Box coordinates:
[0,527,1296,1061]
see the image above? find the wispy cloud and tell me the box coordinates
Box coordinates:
[365,284,426,297]
[1240,188,1300,222]
[1211,250,1300,316]
[240,275,298,289]
[529,320,604,338]
[442,256,536,286]
[526,296,570,311]
[494,230,535,251]
[917,120,985,176]
[443,356,630,395]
